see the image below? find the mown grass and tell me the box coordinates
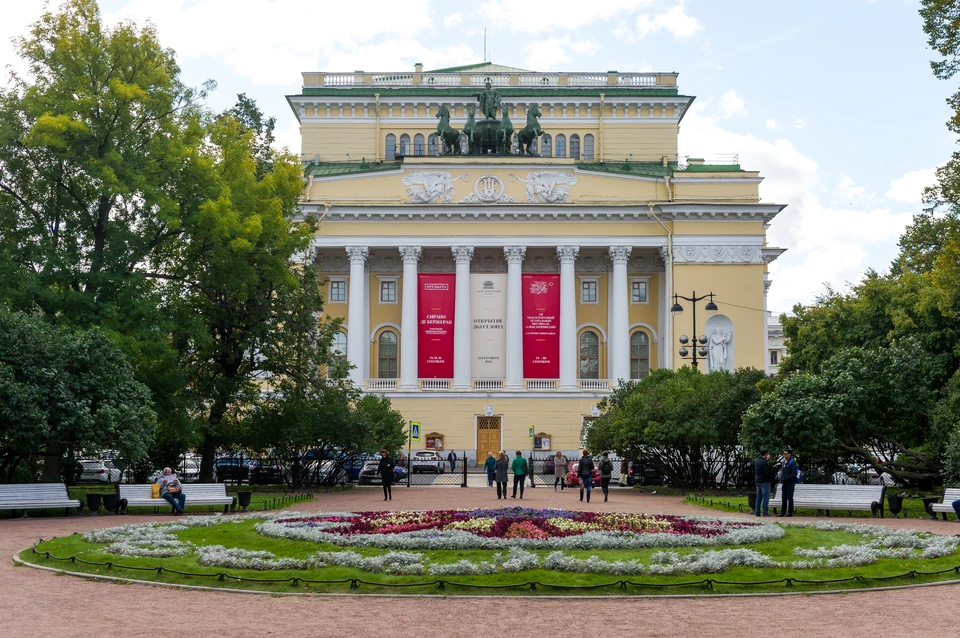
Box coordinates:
[19,518,960,596]
[684,494,954,521]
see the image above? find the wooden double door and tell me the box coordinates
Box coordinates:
[476,416,502,466]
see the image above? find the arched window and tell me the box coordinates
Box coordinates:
[378,331,398,379]
[583,134,595,160]
[579,331,600,380]
[630,332,650,380]
[399,134,410,156]
[570,134,581,160]
[414,134,425,156]
[540,133,552,157]
[330,331,347,361]
[555,134,566,158]
[385,134,396,160]
[428,134,438,156]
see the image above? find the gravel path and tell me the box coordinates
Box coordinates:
[3,485,959,637]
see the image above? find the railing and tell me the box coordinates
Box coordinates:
[472,379,504,391]
[366,378,398,391]
[525,379,559,391]
[419,379,452,391]
[304,71,672,89]
[578,379,612,391]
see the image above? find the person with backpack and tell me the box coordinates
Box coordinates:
[779,448,799,517]
[494,451,509,499]
[598,451,614,502]
[578,450,595,503]
[511,450,526,499]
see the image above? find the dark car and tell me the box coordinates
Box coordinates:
[358,460,408,485]
[214,457,256,483]
[250,460,289,485]
[620,460,667,487]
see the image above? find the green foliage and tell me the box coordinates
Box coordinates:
[0,309,156,482]
[586,368,764,488]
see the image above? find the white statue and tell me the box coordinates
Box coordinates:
[707,327,732,372]
[509,172,579,203]
[401,171,466,204]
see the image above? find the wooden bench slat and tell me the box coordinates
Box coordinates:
[0,483,81,514]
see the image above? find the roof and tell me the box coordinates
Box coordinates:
[576,161,675,178]
[425,62,533,74]
[304,160,403,178]
[296,87,682,98]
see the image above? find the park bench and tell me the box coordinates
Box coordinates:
[118,483,236,513]
[769,484,886,517]
[0,483,81,517]
[929,488,960,521]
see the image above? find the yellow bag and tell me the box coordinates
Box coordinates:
[151,484,161,499]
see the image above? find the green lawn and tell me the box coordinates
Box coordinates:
[20,517,960,596]
[685,493,954,521]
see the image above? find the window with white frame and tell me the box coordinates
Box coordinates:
[329,278,347,303]
[630,331,650,379]
[770,350,779,365]
[379,279,398,304]
[414,134,425,156]
[330,331,347,360]
[579,331,600,379]
[630,278,649,304]
[385,134,396,160]
[583,134,595,160]
[580,279,598,304]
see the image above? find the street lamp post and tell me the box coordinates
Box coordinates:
[670,291,718,369]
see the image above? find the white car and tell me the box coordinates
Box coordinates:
[411,451,445,473]
[79,459,122,483]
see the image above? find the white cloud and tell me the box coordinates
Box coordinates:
[443,12,464,28]
[487,0,654,35]
[0,0,64,86]
[719,89,745,118]
[679,104,912,312]
[765,119,779,129]
[523,37,600,70]
[635,2,703,39]
[794,118,807,129]
[885,167,937,204]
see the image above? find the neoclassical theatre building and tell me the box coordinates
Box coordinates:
[289,62,786,464]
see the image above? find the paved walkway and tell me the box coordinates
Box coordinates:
[2,485,959,638]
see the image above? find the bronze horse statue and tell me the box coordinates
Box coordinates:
[497,107,514,154]
[436,105,463,155]
[517,105,542,156]
[463,105,481,154]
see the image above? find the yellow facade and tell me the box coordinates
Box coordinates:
[290,63,786,462]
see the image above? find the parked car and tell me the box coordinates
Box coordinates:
[213,457,256,483]
[565,461,601,487]
[250,460,289,485]
[617,459,667,486]
[831,464,880,485]
[177,458,201,483]
[411,451,445,473]
[358,461,408,485]
[79,459,122,483]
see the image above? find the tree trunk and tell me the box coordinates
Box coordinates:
[198,394,230,483]
[40,444,64,483]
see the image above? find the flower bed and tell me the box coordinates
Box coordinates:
[254,508,783,550]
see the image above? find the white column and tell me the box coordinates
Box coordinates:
[452,246,474,389]
[399,246,421,389]
[558,245,579,390]
[345,246,368,387]
[660,245,673,370]
[763,276,772,372]
[606,269,615,380]
[609,246,631,384]
[504,246,526,390]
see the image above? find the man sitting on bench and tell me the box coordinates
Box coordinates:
[160,467,185,515]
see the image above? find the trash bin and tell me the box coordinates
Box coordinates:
[101,493,118,515]
[85,493,102,515]
[887,494,904,518]
[747,492,757,513]
[922,496,940,520]
[237,491,253,512]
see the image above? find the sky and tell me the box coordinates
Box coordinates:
[0,0,952,315]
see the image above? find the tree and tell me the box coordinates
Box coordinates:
[585,368,764,489]
[0,309,156,482]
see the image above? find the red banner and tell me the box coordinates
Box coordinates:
[522,274,560,378]
[418,274,456,378]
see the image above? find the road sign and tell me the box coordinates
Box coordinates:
[411,421,420,442]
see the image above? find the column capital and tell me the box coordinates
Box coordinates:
[451,246,474,265]
[608,246,632,265]
[399,245,422,264]
[557,245,579,265]
[504,246,526,265]
[345,246,369,265]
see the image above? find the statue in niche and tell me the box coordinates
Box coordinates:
[475,80,502,120]
[707,327,732,372]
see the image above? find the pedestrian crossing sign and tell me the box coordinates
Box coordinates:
[411,422,420,441]
[528,425,534,439]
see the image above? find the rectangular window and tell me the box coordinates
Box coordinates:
[330,280,346,303]
[581,280,598,304]
[380,280,397,303]
[631,280,648,304]
[770,350,779,365]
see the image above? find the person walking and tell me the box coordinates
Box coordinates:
[377,449,395,501]
[754,450,772,517]
[578,450,595,503]
[447,450,458,473]
[511,450,526,499]
[553,451,568,491]
[495,451,509,499]
[528,453,537,488]
[598,451,613,502]
[484,452,496,487]
[779,449,799,517]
